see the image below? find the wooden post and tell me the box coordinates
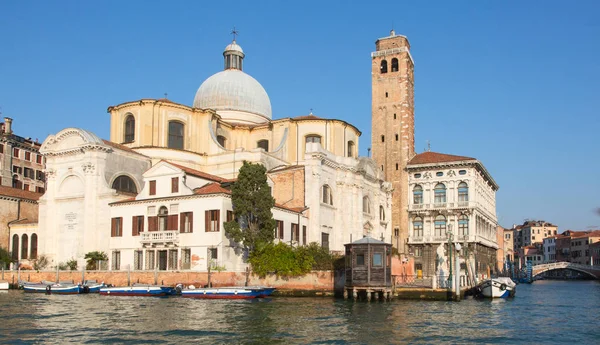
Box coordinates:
[81,266,85,285]
[245,267,250,287]
[127,265,131,286]
[56,265,59,283]
[367,290,372,302]
[17,268,21,284]
[343,289,348,300]
[154,265,158,285]
[207,263,211,288]
[353,289,357,301]
[1,267,4,280]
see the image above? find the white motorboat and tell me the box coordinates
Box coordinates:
[0,280,9,290]
[477,277,516,298]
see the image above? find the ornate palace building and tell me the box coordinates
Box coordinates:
[406,152,499,277]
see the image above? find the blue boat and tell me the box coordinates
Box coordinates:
[99,284,175,297]
[82,280,106,293]
[178,285,275,299]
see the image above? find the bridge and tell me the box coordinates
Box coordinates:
[532,262,600,279]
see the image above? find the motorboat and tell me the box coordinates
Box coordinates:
[82,280,106,293]
[22,281,81,294]
[476,277,516,298]
[176,284,275,299]
[99,284,175,297]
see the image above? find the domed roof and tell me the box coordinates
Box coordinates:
[224,41,244,54]
[193,69,272,120]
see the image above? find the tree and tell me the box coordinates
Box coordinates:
[85,251,108,270]
[0,248,12,269]
[224,161,276,253]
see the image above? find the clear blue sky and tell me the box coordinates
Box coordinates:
[1,1,599,231]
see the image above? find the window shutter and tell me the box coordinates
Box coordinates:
[180,213,185,233]
[227,210,233,222]
[132,216,137,236]
[148,216,157,231]
[216,210,221,232]
[111,218,116,237]
[205,210,209,232]
[171,177,178,193]
[168,215,178,231]
[118,217,123,236]
[189,212,194,233]
[139,216,144,233]
[149,180,156,195]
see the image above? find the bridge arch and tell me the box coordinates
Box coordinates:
[532,262,600,279]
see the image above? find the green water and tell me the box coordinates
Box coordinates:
[1,280,598,344]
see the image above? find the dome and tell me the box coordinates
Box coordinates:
[224,41,244,54]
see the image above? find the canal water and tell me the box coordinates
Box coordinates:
[1,280,599,344]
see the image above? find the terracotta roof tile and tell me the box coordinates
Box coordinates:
[0,185,42,201]
[102,140,147,156]
[165,161,227,183]
[408,151,476,165]
[293,114,322,121]
[193,183,231,195]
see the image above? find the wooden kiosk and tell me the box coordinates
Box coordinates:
[344,236,393,301]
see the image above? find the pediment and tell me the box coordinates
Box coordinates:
[40,128,104,154]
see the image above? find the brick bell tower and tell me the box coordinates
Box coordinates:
[370,30,415,254]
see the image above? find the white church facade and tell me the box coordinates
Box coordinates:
[10,38,393,272]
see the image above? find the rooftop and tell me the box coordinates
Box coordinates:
[0,185,43,201]
[408,151,476,165]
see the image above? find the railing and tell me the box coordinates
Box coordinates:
[433,202,447,209]
[409,202,475,211]
[393,275,434,288]
[410,237,424,243]
[410,204,426,210]
[140,231,179,245]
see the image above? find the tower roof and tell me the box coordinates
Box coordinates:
[408,151,476,165]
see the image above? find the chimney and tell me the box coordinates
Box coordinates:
[4,117,13,135]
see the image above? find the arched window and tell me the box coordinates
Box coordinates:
[379,206,385,221]
[30,234,38,259]
[413,217,423,238]
[257,140,269,151]
[380,60,388,73]
[322,185,333,205]
[21,234,28,259]
[434,183,446,204]
[362,196,371,214]
[112,175,137,194]
[305,135,321,144]
[458,182,469,203]
[391,58,399,72]
[434,215,446,237]
[347,141,355,158]
[124,114,135,143]
[459,215,469,236]
[216,135,226,148]
[413,185,423,204]
[12,234,19,260]
[168,121,184,150]
[158,206,168,231]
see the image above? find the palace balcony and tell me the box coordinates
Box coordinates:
[408,201,475,212]
[140,231,179,246]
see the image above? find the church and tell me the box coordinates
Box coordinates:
[13,36,394,272]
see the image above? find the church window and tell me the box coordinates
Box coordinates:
[257,140,269,151]
[347,141,355,157]
[305,135,321,144]
[391,58,399,72]
[149,180,156,196]
[385,92,388,98]
[379,206,385,221]
[394,113,397,119]
[30,234,38,259]
[434,215,447,237]
[395,134,398,141]
[362,196,371,214]
[124,114,135,143]
[217,135,226,148]
[436,172,443,177]
[380,60,388,73]
[434,183,446,204]
[413,185,423,204]
[322,185,333,205]
[381,135,385,143]
[171,177,179,193]
[459,170,467,175]
[158,206,168,231]
[413,217,423,238]
[414,173,421,178]
[112,175,138,194]
[396,163,398,170]
[21,234,28,259]
[168,121,184,150]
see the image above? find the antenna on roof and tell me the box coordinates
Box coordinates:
[309,108,313,115]
[425,140,431,152]
[164,93,168,99]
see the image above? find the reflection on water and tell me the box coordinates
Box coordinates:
[1,280,599,344]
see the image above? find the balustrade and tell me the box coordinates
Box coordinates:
[140,230,180,245]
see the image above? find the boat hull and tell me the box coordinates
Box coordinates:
[180,286,275,299]
[99,286,174,297]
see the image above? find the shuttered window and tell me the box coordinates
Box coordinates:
[166,214,179,231]
[171,177,178,193]
[180,212,193,233]
[148,216,158,231]
[275,220,284,239]
[111,217,123,237]
[132,215,144,236]
[205,210,220,232]
[291,223,299,242]
[149,180,156,195]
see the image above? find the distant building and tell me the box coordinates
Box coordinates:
[513,220,557,248]
[406,151,499,277]
[520,245,543,266]
[0,186,41,265]
[590,241,600,266]
[503,228,514,263]
[569,230,600,265]
[543,236,556,263]
[0,117,46,193]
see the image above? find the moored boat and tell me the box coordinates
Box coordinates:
[0,280,9,290]
[177,285,275,299]
[22,282,82,294]
[476,277,516,298]
[82,280,106,293]
[99,284,175,297]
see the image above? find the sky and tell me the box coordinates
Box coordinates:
[1,1,599,231]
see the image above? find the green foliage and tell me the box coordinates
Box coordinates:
[299,242,336,270]
[249,242,314,278]
[209,260,226,272]
[85,251,108,270]
[0,247,12,269]
[33,255,50,271]
[224,161,276,253]
[58,262,68,270]
[66,258,78,271]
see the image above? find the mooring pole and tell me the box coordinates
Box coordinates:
[127,265,131,287]
[56,265,59,283]
[81,266,85,285]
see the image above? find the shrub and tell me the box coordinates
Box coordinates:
[33,255,50,271]
[58,262,68,270]
[0,247,12,269]
[209,261,226,272]
[85,251,108,270]
[66,258,78,271]
[249,242,314,278]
